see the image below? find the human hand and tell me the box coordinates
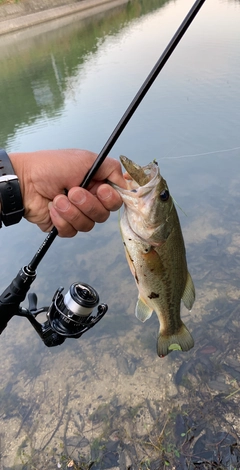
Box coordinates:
[9,149,126,237]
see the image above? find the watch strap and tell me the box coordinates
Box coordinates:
[0,149,24,227]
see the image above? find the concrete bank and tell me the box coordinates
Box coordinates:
[0,0,129,36]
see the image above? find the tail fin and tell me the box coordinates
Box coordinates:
[157,322,194,358]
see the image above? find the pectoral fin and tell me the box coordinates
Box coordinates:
[182,272,195,310]
[135,297,153,322]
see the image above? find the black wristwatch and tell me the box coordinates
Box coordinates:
[0,149,24,227]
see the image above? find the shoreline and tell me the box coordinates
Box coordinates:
[0,0,129,36]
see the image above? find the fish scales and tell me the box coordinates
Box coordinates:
[111,155,195,357]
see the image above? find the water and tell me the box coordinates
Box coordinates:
[0,0,240,468]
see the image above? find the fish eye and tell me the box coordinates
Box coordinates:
[131,189,137,193]
[160,189,169,202]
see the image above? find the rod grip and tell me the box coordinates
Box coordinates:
[0,267,36,333]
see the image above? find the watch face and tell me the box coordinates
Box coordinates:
[0,175,18,182]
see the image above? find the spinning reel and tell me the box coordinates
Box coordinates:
[0,265,107,347]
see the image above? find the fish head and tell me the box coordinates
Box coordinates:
[113,156,174,244]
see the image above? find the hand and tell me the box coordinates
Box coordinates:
[9,149,126,237]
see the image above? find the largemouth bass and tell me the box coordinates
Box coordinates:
[112,156,195,357]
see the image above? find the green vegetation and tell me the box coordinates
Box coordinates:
[0,0,19,4]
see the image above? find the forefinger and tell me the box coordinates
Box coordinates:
[91,158,127,188]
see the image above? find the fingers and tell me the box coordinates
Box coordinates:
[48,185,122,237]
[48,203,78,237]
[90,158,127,189]
[68,187,110,223]
[95,183,123,211]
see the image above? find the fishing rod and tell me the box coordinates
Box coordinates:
[0,0,206,346]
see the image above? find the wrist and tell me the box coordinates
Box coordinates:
[0,149,25,227]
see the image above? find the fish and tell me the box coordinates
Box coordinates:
[111,155,195,357]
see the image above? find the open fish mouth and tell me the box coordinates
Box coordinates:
[109,155,165,234]
[108,155,160,199]
[120,155,160,188]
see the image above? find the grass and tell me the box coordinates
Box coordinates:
[0,0,20,5]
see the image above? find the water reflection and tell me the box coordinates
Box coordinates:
[1,0,240,467]
[0,0,170,150]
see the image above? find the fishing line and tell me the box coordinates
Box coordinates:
[172,197,188,217]
[159,145,240,160]
[162,144,240,219]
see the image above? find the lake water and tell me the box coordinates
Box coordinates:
[0,0,240,468]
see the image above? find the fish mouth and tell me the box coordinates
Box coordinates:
[111,156,165,244]
[108,156,160,204]
[120,155,159,187]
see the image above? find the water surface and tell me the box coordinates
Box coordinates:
[0,0,240,468]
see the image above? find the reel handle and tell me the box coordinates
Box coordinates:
[28,293,38,312]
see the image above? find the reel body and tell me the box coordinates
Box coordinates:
[0,267,107,347]
[27,283,108,347]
